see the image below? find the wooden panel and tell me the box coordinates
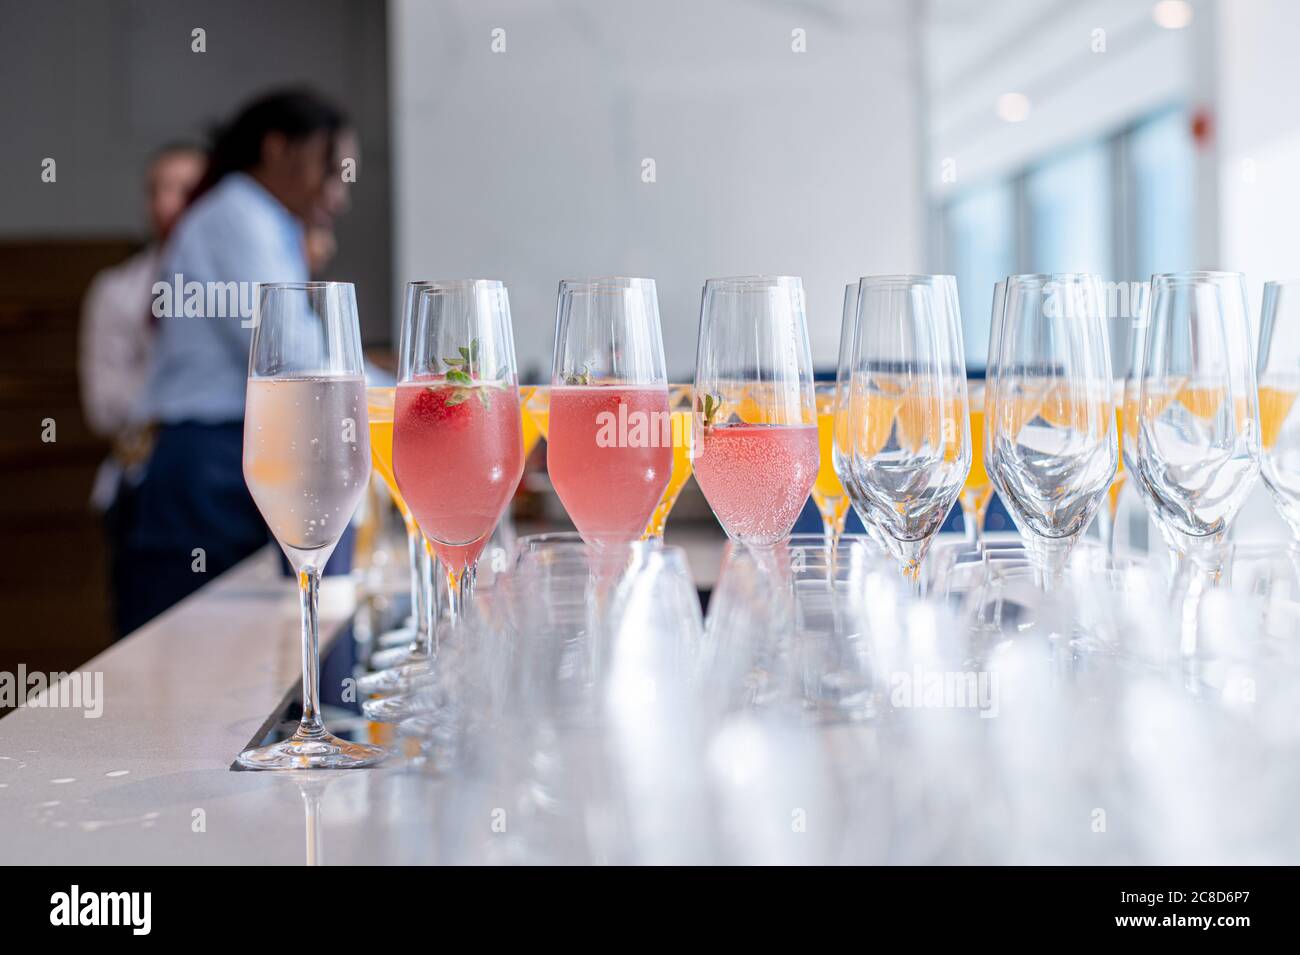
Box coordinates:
[0,239,137,675]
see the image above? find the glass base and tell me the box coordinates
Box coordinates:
[356,659,436,695]
[370,642,432,672]
[376,623,416,649]
[237,731,389,770]
[362,691,437,724]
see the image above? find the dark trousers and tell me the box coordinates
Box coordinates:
[112,422,268,639]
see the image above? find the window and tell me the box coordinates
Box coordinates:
[1025,142,1113,276]
[945,182,1016,372]
[939,107,1194,370]
[1128,108,1195,281]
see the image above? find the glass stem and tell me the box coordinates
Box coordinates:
[1174,532,1230,594]
[885,536,929,598]
[405,521,427,653]
[1027,535,1073,591]
[445,564,477,624]
[960,499,977,547]
[419,536,438,656]
[296,567,325,739]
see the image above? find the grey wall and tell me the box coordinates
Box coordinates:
[0,0,392,342]
[390,0,925,380]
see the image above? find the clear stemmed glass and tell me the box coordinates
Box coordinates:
[692,276,819,547]
[239,281,387,769]
[841,275,970,589]
[393,280,525,621]
[1257,281,1300,548]
[986,273,1116,588]
[546,277,672,551]
[1132,271,1261,585]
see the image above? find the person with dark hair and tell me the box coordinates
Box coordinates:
[114,88,355,638]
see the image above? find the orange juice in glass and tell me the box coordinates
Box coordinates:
[960,383,994,544]
[642,385,694,539]
[812,382,850,543]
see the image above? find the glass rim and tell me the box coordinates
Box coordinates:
[704,274,802,290]
[413,278,505,293]
[858,273,955,287]
[257,281,354,291]
[1263,279,1300,289]
[1150,270,1245,284]
[1004,272,1102,285]
[558,276,656,292]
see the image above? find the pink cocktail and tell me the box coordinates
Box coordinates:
[693,423,819,545]
[393,375,524,572]
[547,385,672,547]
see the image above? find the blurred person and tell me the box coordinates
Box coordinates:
[79,142,206,453]
[114,88,355,638]
[305,224,338,276]
[79,143,206,639]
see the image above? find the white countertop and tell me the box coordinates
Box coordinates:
[0,548,445,865]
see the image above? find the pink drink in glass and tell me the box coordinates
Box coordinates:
[393,375,524,572]
[547,385,672,547]
[693,423,819,545]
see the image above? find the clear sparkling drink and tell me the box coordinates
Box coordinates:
[243,376,370,568]
[693,423,819,545]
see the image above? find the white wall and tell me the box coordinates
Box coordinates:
[389,0,924,379]
[1215,0,1300,295]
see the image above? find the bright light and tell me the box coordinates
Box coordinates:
[1153,0,1193,29]
[996,92,1031,123]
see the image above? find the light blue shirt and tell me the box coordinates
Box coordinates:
[140,172,307,424]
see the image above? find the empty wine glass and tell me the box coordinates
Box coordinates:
[1132,271,1260,583]
[986,274,1116,588]
[841,275,970,589]
[239,281,387,769]
[1257,281,1300,545]
[394,280,525,621]
[692,276,819,547]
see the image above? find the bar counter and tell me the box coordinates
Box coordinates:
[0,548,446,865]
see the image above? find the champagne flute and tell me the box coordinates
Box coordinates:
[642,384,695,540]
[842,275,970,588]
[986,274,1116,588]
[239,281,386,769]
[960,382,994,546]
[1093,380,1127,558]
[1258,281,1300,544]
[1132,272,1260,583]
[812,381,851,546]
[546,277,672,551]
[394,280,525,621]
[692,276,819,547]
